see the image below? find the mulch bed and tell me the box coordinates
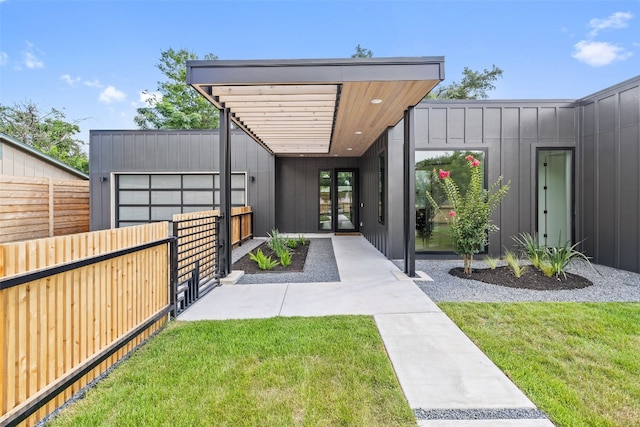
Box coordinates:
[449,265,593,290]
[232,241,309,274]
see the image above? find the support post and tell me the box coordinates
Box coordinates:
[219,107,232,277]
[403,107,416,277]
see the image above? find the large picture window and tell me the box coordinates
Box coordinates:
[415,150,485,252]
[117,173,247,227]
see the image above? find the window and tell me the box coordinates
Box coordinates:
[378,153,385,224]
[319,170,332,230]
[415,150,485,252]
[116,173,247,227]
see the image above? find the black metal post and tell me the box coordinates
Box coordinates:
[403,107,416,277]
[219,107,232,277]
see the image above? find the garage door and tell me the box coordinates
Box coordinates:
[116,173,246,227]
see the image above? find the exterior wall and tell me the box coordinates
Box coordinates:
[89,130,275,236]
[359,132,389,255]
[275,156,359,233]
[579,76,640,273]
[0,140,84,180]
[410,100,578,257]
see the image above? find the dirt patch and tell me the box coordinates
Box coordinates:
[232,241,309,274]
[449,265,593,290]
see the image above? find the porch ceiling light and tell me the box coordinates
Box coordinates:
[371,98,383,104]
[347,147,353,151]
[354,131,362,135]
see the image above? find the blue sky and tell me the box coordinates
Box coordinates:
[1,0,639,145]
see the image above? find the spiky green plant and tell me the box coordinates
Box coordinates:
[249,249,279,270]
[512,232,545,269]
[504,251,527,278]
[483,256,500,270]
[279,248,292,267]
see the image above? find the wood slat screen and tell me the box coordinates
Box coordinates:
[0,176,89,244]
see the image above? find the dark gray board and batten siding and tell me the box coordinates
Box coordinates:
[410,100,579,257]
[579,76,640,273]
[89,130,276,236]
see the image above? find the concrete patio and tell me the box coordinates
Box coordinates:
[179,235,554,426]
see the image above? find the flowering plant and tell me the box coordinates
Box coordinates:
[426,155,510,275]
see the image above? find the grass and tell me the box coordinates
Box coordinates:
[439,302,640,427]
[49,316,415,427]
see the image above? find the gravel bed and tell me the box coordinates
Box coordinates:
[413,407,548,421]
[394,259,640,302]
[233,238,340,284]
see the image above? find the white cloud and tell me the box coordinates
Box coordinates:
[0,51,7,66]
[60,74,81,86]
[23,41,44,69]
[83,79,103,88]
[572,40,633,67]
[99,86,127,104]
[588,12,634,38]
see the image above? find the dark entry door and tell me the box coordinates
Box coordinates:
[335,169,358,231]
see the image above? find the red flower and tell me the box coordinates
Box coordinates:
[449,210,456,217]
[465,154,475,162]
[439,169,450,179]
[471,159,481,168]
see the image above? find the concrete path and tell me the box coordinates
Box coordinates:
[179,235,554,426]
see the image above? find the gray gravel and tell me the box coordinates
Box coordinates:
[413,407,548,420]
[233,238,340,284]
[394,258,640,302]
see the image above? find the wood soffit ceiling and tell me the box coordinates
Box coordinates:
[187,58,444,157]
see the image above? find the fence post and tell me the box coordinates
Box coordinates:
[170,223,179,318]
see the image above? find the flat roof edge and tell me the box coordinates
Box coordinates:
[187,56,445,68]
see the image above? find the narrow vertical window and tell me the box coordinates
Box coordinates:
[319,170,332,230]
[378,154,385,224]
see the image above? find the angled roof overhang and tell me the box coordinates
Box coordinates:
[187,57,444,157]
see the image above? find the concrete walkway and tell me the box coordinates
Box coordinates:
[179,235,554,426]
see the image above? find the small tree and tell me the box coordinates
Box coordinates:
[0,101,89,173]
[426,155,510,275]
[351,44,373,58]
[135,48,219,130]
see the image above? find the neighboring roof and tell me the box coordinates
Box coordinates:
[0,132,89,179]
[187,57,444,156]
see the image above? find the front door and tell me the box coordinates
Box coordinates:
[537,149,573,246]
[318,169,358,232]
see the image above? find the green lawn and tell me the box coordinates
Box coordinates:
[439,302,640,427]
[49,316,415,427]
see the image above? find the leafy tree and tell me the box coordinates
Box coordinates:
[0,101,88,173]
[135,48,220,130]
[428,65,503,100]
[351,44,373,58]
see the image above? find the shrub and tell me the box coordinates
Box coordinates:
[297,234,308,246]
[249,249,279,270]
[426,155,510,274]
[286,238,298,249]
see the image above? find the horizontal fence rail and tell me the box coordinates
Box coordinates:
[172,211,220,316]
[170,207,253,316]
[0,223,171,427]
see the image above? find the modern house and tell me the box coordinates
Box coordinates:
[89,57,640,275]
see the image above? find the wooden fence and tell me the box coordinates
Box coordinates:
[0,223,172,427]
[0,176,89,244]
[231,206,253,247]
